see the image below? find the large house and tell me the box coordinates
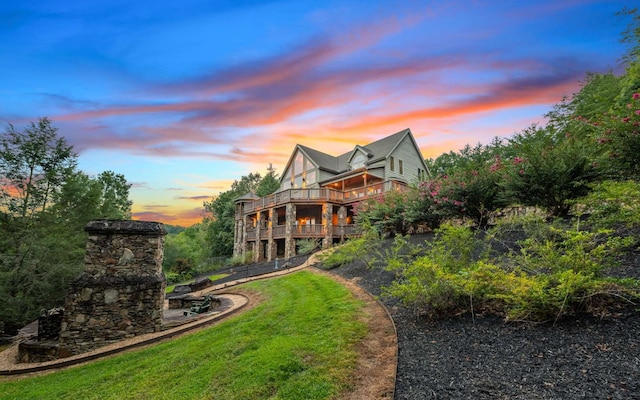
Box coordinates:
[233,128,429,262]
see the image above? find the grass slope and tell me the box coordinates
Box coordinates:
[0,271,366,400]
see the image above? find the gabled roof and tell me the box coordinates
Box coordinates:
[279,128,425,184]
[297,145,339,173]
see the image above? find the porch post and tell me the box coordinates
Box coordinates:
[284,203,296,259]
[322,203,333,249]
[267,208,276,261]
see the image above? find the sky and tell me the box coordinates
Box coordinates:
[0,0,634,227]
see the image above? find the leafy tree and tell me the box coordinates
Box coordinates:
[163,223,209,279]
[203,167,280,259]
[504,125,600,217]
[0,118,133,334]
[0,117,76,218]
[256,164,280,197]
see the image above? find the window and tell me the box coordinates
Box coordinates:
[352,153,366,169]
[390,156,395,172]
[399,159,404,175]
[306,169,317,184]
[294,152,303,175]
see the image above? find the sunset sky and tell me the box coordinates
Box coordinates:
[0,0,633,226]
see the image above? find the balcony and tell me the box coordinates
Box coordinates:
[292,224,325,238]
[240,180,406,213]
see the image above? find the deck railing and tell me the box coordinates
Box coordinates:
[240,180,406,214]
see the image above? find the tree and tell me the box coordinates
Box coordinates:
[256,164,280,197]
[0,118,133,334]
[203,167,280,259]
[504,125,600,217]
[0,117,76,219]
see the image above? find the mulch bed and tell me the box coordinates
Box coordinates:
[328,234,640,400]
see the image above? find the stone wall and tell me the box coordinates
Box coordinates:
[58,220,167,356]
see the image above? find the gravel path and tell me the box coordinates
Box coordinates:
[328,236,640,400]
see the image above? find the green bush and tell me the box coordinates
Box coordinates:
[297,238,319,255]
[318,233,379,270]
[227,251,255,266]
[382,219,639,322]
[574,180,640,229]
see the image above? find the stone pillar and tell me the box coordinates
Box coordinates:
[338,206,347,242]
[322,203,333,249]
[267,208,275,261]
[233,219,243,258]
[284,203,296,259]
[58,220,167,357]
[241,215,249,257]
[255,212,263,263]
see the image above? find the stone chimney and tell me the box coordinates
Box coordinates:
[58,220,167,356]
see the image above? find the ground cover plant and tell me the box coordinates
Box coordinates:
[0,271,366,400]
[380,218,639,323]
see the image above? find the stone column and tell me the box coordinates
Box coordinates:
[241,215,249,257]
[58,220,167,357]
[322,203,333,249]
[267,208,275,261]
[254,212,263,263]
[338,206,347,242]
[284,203,296,259]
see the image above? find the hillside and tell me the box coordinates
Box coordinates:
[327,233,640,399]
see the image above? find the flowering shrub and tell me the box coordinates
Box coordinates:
[504,126,600,217]
[431,156,509,228]
[353,190,410,237]
[587,92,640,179]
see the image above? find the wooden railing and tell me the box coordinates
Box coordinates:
[293,224,325,237]
[240,180,406,214]
[272,225,286,238]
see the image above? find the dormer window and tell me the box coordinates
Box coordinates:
[351,153,366,169]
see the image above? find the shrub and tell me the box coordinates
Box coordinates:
[382,218,639,322]
[227,251,255,266]
[574,180,640,229]
[297,238,319,255]
[318,232,380,270]
[504,125,600,217]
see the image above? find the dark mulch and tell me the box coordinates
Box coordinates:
[326,234,640,400]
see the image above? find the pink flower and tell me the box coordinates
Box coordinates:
[623,117,630,123]
[513,156,524,165]
[635,110,640,116]
[633,93,640,100]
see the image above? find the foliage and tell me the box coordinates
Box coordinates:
[0,118,133,335]
[381,220,639,322]
[404,181,447,230]
[227,251,255,266]
[296,238,319,255]
[503,125,601,217]
[353,190,410,237]
[162,223,213,279]
[428,141,510,228]
[0,272,366,400]
[573,180,640,229]
[589,90,640,179]
[203,167,279,259]
[319,231,380,270]
[255,164,280,197]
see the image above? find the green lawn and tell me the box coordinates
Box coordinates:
[0,271,366,400]
[165,273,228,294]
